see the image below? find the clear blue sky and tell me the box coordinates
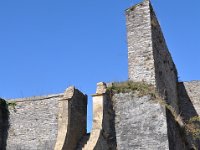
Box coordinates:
[0,0,199,131]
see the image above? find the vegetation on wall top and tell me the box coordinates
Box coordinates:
[107,81,200,148]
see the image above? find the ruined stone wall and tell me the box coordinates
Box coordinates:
[6,94,62,150]
[126,1,186,149]
[126,0,178,110]
[2,86,87,150]
[55,86,87,150]
[112,92,169,150]
[150,4,178,111]
[178,81,200,116]
[149,4,185,149]
[126,0,179,110]
[178,81,200,149]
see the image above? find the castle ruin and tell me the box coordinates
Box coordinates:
[0,0,200,149]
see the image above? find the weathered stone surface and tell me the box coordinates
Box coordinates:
[81,83,116,150]
[126,1,186,149]
[5,86,87,150]
[126,0,155,85]
[6,94,62,150]
[178,81,200,149]
[112,92,169,150]
[55,86,87,150]
[96,82,107,94]
[150,4,179,112]
[126,0,178,110]
[179,81,200,116]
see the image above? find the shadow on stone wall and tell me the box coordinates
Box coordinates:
[178,82,199,121]
[0,99,10,150]
[92,93,116,150]
[178,82,200,149]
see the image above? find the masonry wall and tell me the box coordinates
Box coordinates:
[178,81,200,149]
[126,1,186,149]
[149,4,186,149]
[55,86,87,150]
[150,3,178,112]
[4,86,87,150]
[126,0,155,85]
[126,0,179,110]
[178,81,200,116]
[6,94,62,150]
[0,99,9,150]
[112,92,169,150]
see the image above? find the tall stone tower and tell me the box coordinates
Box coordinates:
[126,0,178,110]
[126,0,185,149]
[126,0,155,85]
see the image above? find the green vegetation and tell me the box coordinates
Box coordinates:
[107,81,156,97]
[185,116,200,140]
[7,101,17,110]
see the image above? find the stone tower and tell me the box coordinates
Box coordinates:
[126,0,185,149]
[126,0,179,110]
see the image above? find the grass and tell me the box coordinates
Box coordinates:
[185,116,200,140]
[106,81,156,97]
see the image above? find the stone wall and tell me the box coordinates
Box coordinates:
[178,81,200,116]
[149,3,185,149]
[126,0,178,110]
[55,86,87,150]
[150,3,178,112]
[112,92,169,150]
[126,0,155,85]
[3,86,87,150]
[178,81,200,149]
[6,94,62,150]
[0,98,9,150]
[126,1,186,149]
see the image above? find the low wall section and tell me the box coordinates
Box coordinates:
[6,94,62,150]
[0,86,87,150]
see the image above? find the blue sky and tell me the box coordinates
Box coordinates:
[0,0,199,131]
